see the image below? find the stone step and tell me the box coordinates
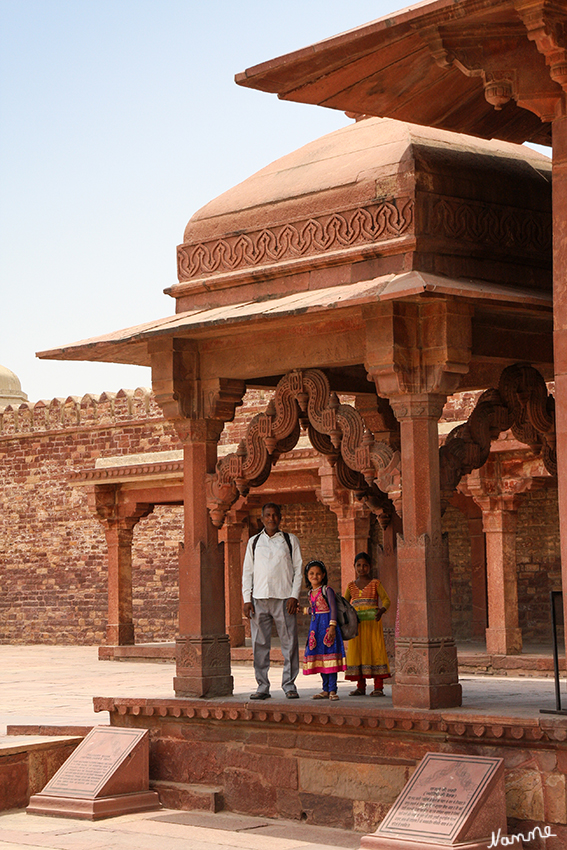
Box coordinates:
[0,734,84,812]
[150,780,223,812]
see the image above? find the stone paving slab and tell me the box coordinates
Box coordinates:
[0,809,361,850]
[1,645,567,850]
[1,645,566,738]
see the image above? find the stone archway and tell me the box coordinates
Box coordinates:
[206,368,401,528]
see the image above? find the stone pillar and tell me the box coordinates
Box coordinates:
[553,114,567,655]
[219,508,247,647]
[463,463,533,655]
[336,509,371,588]
[377,512,401,664]
[377,512,400,618]
[175,419,233,697]
[468,511,488,642]
[390,394,462,709]
[89,485,153,646]
[473,494,523,655]
[452,492,487,641]
[318,458,370,588]
[365,299,472,709]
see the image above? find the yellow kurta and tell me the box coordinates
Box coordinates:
[344,579,391,680]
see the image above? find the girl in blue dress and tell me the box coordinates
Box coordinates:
[302,559,346,700]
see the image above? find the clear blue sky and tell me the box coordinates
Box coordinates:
[0,1,549,403]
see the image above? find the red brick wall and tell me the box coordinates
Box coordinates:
[0,386,561,648]
[516,487,561,642]
[442,504,473,641]
[0,389,182,644]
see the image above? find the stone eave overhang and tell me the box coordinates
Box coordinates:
[235,0,553,147]
[37,271,552,367]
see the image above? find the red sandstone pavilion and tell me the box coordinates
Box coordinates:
[31,0,567,838]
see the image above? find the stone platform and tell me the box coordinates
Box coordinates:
[92,686,567,846]
[3,646,567,847]
[99,640,566,679]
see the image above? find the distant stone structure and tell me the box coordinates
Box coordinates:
[0,363,28,408]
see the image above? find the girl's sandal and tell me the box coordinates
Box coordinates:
[312,692,329,700]
[349,688,366,696]
[329,692,339,701]
[371,689,385,697]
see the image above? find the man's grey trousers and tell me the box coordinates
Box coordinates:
[249,597,299,695]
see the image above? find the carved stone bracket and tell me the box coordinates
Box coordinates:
[440,362,556,509]
[418,14,563,120]
[515,0,567,96]
[88,485,154,533]
[148,338,245,431]
[207,369,397,527]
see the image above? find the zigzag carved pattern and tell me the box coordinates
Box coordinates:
[439,363,556,508]
[206,369,395,528]
[178,199,414,279]
[432,198,551,255]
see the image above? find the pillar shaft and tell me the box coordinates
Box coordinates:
[552,114,567,659]
[391,395,461,709]
[480,502,522,655]
[104,523,135,646]
[336,510,371,588]
[174,420,233,697]
[219,511,247,647]
[468,513,488,641]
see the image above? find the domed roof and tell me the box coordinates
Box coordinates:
[0,364,28,408]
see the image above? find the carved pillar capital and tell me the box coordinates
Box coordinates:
[515,0,567,98]
[364,299,472,400]
[419,9,565,120]
[460,462,535,523]
[148,336,245,429]
[388,394,447,423]
[88,484,154,532]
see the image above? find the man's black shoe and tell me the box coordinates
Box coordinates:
[285,690,300,699]
[249,692,271,700]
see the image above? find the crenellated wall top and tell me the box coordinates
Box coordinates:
[0,387,164,438]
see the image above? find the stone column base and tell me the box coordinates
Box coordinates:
[392,681,462,710]
[106,623,135,645]
[175,634,233,698]
[486,626,522,655]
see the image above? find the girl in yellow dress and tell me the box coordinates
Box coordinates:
[344,552,391,696]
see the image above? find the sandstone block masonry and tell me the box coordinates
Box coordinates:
[0,389,182,644]
[0,387,561,646]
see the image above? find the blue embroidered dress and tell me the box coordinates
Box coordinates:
[302,585,346,676]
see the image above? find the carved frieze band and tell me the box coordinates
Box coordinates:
[94,695,552,741]
[178,198,414,280]
[432,197,551,257]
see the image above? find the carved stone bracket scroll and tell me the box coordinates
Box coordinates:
[207,369,398,527]
[440,362,556,509]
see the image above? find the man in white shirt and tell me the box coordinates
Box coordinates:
[242,503,303,700]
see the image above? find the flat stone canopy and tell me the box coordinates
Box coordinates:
[236,0,554,147]
[38,117,553,394]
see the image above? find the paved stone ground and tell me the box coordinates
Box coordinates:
[1,645,566,849]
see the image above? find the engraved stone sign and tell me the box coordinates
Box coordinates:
[361,752,509,850]
[27,726,160,820]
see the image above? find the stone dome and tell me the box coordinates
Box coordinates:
[0,364,28,408]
